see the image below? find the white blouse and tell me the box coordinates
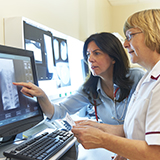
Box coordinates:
[124,60,160,145]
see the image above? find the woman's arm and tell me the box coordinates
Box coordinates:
[72,124,160,160]
[13,82,54,119]
[75,120,125,137]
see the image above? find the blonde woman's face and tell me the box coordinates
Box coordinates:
[124,28,153,69]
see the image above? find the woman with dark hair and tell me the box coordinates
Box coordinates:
[83,32,135,104]
[13,32,144,125]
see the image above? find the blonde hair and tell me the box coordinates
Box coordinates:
[123,9,160,53]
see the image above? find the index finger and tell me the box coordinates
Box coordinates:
[71,125,84,134]
[75,120,87,125]
[13,82,32,88]
[75,120,93,126]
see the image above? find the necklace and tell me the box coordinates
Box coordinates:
[94,100,98,122]
[94,87,128,123]
[112,87,128,122]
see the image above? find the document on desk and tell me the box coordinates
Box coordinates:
[65,113,76,127]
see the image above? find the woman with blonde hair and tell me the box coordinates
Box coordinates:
[72,9,160,160]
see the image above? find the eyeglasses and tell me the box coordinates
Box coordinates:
[125,31,142,41]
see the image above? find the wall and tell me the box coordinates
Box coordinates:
[1,0,159,45]
[0,0,111,45]
[111,2,160,37]
[110,2,160,68]
[79,0,112,41]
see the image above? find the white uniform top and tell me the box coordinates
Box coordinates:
[124,60,160,145]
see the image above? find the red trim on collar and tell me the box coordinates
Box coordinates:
[151,75,160,80]
[145,131,160,135]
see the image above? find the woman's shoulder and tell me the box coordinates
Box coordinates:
[129,67,146,86]
[129,67,146,77]
[76,86,88,95]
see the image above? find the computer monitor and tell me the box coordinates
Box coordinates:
[0,44,44,145]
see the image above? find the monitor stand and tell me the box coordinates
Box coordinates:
[0,135,16,146]
[0,138,19,159]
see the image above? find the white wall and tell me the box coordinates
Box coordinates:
[79,0,112,41]
[1,0,160,45]
[109,2,160,68]
[0,0,111,45]
[111,2,160,37]
[0,0,79,44]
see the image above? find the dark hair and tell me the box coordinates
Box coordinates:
[82,32,133,103]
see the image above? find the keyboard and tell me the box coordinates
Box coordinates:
[3,129,74,160]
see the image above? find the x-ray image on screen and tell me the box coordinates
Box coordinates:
[55,62,70,88]
[25,39,42,64]
[53,39,59,61]
[0,59,20,111]
[53,37,71,88]
[43,34,55,73]
[61,41,67,61]
[25,38,54,80]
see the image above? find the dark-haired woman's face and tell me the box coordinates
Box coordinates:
[87,41,115,78]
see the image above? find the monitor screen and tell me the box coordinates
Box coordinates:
[0,45,44,144]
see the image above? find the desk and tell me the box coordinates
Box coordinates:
[77,144,114,160]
